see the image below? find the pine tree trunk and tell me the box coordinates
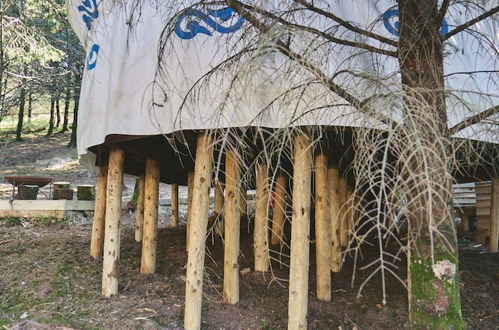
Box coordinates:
[61,75,71,132]
[27,91,32,120]
[16,66,27,141]
[68,72,80,147]
[55,96,61,128]
[47,95,55,136]
[398,1,463,327]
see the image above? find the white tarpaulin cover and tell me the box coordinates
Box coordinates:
[67,0,498,163]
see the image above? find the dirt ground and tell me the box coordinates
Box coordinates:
[1,133,498,329]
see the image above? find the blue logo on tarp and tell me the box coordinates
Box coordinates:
[78,0,99,30]
[383,8,449,36]
[175,7,245,40]
[87,44,99,70]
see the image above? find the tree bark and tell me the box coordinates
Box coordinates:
[15,66,28,141]
[55,96,61,128]
[46,95,55,136]
[68,72,80,148]
[61,83,71,132]
[398,1,463,327]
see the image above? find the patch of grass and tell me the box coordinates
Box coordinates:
[1,217,24,227]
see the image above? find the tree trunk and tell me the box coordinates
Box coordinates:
[68,72,80,147]
[27,91,32,121]
[15,66,28,141]
[398,1,463,327]
[46,95,55,136]
[61,83,71,132]
[55,96,61,128]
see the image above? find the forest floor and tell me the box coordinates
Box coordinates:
[0,132,498,329]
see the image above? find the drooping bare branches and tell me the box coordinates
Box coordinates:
[444,5,499,40]
[449,105,499,135]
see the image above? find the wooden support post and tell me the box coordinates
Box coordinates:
[288,133,312,330]
[271,173,287,245]
[328,167,342,272]
[314,152,331,301]
[461,213,470,232]
[339,177,349,247]
[90,163,108,258]
[101,149,125,297]
[240,188,247,217]
[186,171,194,251]
[214,181,224,215]
[140,159,160,274]
[135,175,145,242]
[489,178,498,253]
[346,187,354,241]
[254,163,270,272]
[184,134,214,330]
[214,181,224,237]
[171,183,179,227]
[223,149,241,304]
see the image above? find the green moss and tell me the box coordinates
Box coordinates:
[409,256,464,329]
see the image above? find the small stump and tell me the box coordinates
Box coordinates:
[53,182,73,200]
[77,185,95,200]
[17,185,39,200]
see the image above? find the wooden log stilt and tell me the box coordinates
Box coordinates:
[254,163,270,272]
[101,149,125,297]
[171,183,179,227]
[186,171,194,251]
[140,159,160,274]
[314,152,331,301]
[328,167,342,272]
[489,178,498,253]
[135,175,145,242]
[90,163,108,258]
[184,134,214,330]
[214,181,224,237]
[214,181,224,215]
[288,133,312,330]
[339,177,349,247]
[346,187,354,241]
[461,214,470,232]
[240,188,247,217]
[223,149,241,304]
[271,173,287,245]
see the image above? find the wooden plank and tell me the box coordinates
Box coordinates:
[0,210,66,218]
[0,200,95,211]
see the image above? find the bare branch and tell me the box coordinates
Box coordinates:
[237,1,397,57]
[293,0,398,47]
[444,6,499,40]
[448,105,499,135]
[437,0,451,22]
